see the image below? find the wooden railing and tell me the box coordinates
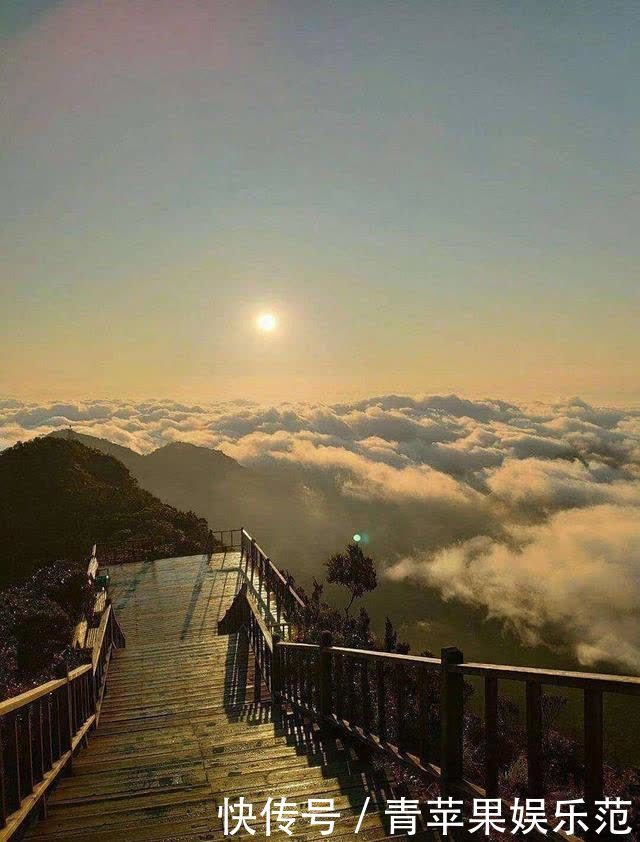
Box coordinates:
[86,545,98,582]
[214,528,305,633]
[240,528,305,629]
[210,529,243,551]
[220,577,640,825]
[0,573,125,839]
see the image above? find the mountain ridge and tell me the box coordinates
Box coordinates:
[47,429,329,571]
[0,435,211,588]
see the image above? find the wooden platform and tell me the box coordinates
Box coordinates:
[25,552,433,841]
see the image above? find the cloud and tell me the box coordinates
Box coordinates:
[387,505,640,671]
[485,457,640,513]
[1,393,640,669]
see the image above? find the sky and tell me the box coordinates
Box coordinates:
[1,1,639,404]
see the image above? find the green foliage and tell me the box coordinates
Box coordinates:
[325,543,377,615]
[383,615,410,654]
[0,436,211,588]
[293,578,378,648]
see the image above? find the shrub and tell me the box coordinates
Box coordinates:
[0,559,92,699]
[325,543,377,616]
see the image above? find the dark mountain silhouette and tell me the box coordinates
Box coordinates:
[50,430,256,524]
[0,436,210,588]
[48,430,321,562]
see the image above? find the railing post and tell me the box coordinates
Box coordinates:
[0,718,7,829]
[243,532,250,575]
[418,666,430,764]
[106,598,114,649]
[33,700,45,784]
[265,559,271,616]
[376,662,387,743]
[55,664,73,774]
[440,647,464,795]
[257,554,264,602]
[254,657,261,703]
[319,631,333,723]
[21,705,34,796]
[361,659,371,733]
[271,635,282,703]
[396,664,407,751]
[526,682,543,796]
[584,687,603,839]
[484,675,499,797]
[91,662,99,717]
[6,714,20,813]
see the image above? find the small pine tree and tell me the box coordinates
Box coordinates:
[384,616,398,652]
[383,615,411,654]
[325,543,377,616]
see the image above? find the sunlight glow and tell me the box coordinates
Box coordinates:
[256,312,277,332]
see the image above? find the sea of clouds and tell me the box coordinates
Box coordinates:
[1,394,639,671]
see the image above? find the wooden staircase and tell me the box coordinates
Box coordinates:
[24,551,430,840]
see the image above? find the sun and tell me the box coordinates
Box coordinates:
[256,312,277,332]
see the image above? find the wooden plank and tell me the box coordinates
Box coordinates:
[0,680,67,718]
[19,547,623,842]
[68,665,92,682]
[22,556,404,840]
[91,606,112,670]
[72,620,88,649]
[376,661,387,744]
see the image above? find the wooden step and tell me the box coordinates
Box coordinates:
[25,551,433,841]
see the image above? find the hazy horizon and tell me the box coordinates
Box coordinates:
[2,391,640,675]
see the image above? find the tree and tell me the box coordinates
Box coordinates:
[384,616,398,652]
[325,543,377,616]
[383,615,410,654]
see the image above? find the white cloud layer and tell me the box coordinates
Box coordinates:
[2,394,639,670]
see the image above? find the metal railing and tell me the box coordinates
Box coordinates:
[0,554,125,840]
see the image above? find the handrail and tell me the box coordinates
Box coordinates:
[454,661,640,694]
[280,642,640,691]
[214,527,305,635]
[173,527,306,629]
[86,546,98,581]
[0,678,70,718]
[91,604,112,671]
[239,528,305,630]
[0,549,125,840]
[219,541,640,834]
[217,584,278,704]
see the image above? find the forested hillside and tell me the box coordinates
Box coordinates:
[0,436,211,588]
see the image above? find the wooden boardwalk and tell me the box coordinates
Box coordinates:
[25,552,431,841]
